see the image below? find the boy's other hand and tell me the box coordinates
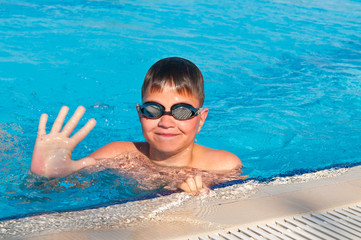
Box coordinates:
[178,175,209,196]
[30,106,97,178]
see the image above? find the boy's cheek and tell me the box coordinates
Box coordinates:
[140,120,155,139]
[140,118,155,130]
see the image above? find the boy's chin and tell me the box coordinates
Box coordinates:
[150,143,189,156]
[153,145,180,154]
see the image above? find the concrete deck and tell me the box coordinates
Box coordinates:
[26,166,361,240]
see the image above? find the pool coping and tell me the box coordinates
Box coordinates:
[31,165,361,240]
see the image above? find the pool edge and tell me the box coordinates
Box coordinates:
[29,165,361,240]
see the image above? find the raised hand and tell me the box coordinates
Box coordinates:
[30,106,97,178]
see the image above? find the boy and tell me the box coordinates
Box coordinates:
[31,57,243,195]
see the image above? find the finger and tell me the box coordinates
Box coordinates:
[50,106,69,133]
[37,113,48,137]
[185,177,199,195]
[195,175,210,195]
[61,106,86,136]
[72,157,97,172]
[194,175,203,190]
[71,118,96,145]
[178,181,192,193]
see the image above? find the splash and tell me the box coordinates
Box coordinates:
[87,151,245,191]
[0,123,23,160]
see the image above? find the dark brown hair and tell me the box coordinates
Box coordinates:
[141,57,205,106]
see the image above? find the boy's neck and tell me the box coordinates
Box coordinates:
[148,145,195,168]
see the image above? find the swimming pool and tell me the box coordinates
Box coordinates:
[1,0,361,223]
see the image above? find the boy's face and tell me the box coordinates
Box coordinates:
[138,83,208,157]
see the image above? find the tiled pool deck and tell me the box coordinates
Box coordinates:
[14,166,361,240]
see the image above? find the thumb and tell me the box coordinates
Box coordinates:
[72,157,96,172]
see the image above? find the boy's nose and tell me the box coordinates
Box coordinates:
[158,114,176,128]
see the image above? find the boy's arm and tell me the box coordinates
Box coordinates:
[89,141,142,159]
[30,106,97,178]
[176,150,243,195]
[178,149,243,195]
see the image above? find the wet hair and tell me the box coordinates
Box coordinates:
[141,57,205,106]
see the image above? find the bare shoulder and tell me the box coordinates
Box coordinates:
[89,141,148,159]
[209,149,243,170]
[194,145,243,171]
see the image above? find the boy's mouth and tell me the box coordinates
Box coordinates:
[155,133,179,138]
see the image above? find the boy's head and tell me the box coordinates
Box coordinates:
[141,57,205,106]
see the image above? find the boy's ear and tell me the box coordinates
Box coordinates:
[136,104,142,121]
[197,108,209,133]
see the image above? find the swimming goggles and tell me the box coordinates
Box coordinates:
[137,102,202,120]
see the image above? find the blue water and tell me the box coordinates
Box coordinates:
[1,0,361,220]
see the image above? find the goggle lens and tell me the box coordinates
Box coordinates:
[172,105,193,119]
[142,104,162,118]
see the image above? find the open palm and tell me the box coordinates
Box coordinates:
[31,106,96,178]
